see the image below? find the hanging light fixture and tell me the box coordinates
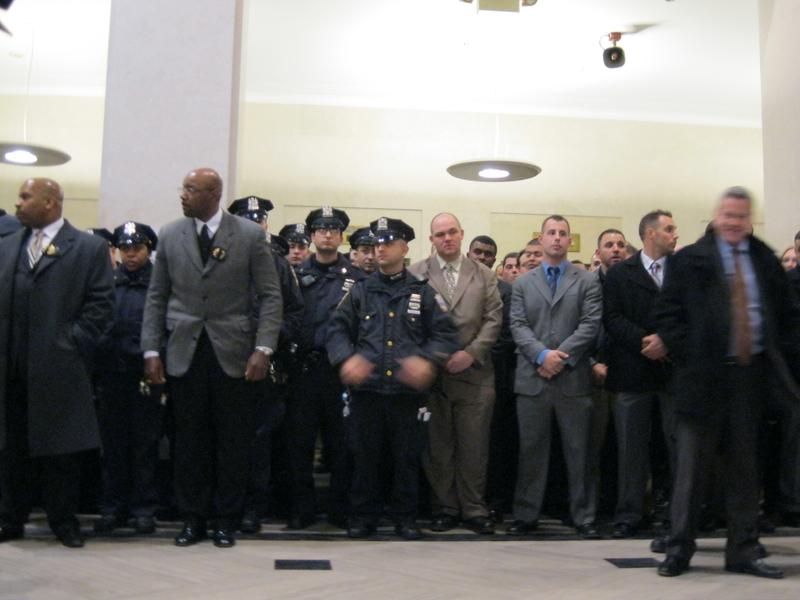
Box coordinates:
[448,116,541,182]
[0,23,71,167]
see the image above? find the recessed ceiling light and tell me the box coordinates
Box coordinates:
[478,167,511,179]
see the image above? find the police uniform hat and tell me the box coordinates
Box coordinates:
[369,217,415,244]
[266,231,289,257]
[305,206,349,232]
[349,226,376,249]
[112,221,158,250]
[279,223,311,245]
[228,195,275,223]
[87,228,115,247]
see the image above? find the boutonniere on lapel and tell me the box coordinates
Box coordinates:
[211,247,227,261]
[44,243,59,257]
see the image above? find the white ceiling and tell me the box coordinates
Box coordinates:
[0,0,762,126]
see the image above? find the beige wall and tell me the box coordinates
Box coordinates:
[1,96,766,260]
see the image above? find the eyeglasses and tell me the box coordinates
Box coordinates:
[178,185,214,195]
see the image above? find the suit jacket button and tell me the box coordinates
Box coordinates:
[387,340,393,348]
[385,369,393,376]
[388,311,395,318]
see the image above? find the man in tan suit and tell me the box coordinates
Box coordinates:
[409,213,503,534]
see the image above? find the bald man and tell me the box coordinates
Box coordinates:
[409,213,503,534]
[141,168,282,548]
[0,178,114,547]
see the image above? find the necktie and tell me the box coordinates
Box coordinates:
[199,224,212,264]
[28,229,44,269]
[546,266,558,297]
[731,249,751,366]
[444,263,457,301]
[649,262,662,288]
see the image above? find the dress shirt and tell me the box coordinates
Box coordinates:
[715,236,763,355]
[640,251,666,287]
[194,207,224,237]
[29,217,65,256]
[436,253,463,287]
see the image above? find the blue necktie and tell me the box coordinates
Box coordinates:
[546,266,558,297]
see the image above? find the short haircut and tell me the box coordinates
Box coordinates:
[469,235,497,252]
[516,248,527,267]
[596,228,625,248]
[502,252,518,266]
[541,214,570,234]
[794,230,800,242]
[625,243,639,255]
[638,210,673,241]
[720,186,753,204]
[526,238,541,246]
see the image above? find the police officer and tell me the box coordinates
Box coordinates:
[87,227,117,268]
[279,223,312,268]
[326,217,460,539]
[349,226,377,274]
[94,222,162,534]
[284,206,364,529]
[228,196,304,532]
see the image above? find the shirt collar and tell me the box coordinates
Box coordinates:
[544,260,570,275]
[640,250,666,269]
[436,253,463,272]
[194,207,224,235]
[715,234,750,256]
[36,217,65,242]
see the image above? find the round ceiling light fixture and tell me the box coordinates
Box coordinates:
[447,160,541,182]
[0,142,71,166]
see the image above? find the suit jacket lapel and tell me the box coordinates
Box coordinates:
[426,257,447,300]
[181,218,204,272]
[552,264,578,305]
[630,253,659,293]
[532,266,554,304]
[34,221,77,280]
[202,212,235,275]
[450,257,474,308]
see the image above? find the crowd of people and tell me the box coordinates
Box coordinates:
[0,172,798,580]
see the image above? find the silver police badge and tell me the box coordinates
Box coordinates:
[124,221,137,236]
[248,197,259,211]
[322,206,333,218]
[378,217,388,231]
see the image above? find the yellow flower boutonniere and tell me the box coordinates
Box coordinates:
[44,244,59,257]
[211,247,227,261]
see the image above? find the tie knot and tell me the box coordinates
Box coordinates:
[650,262,660,272]
[547,266,558,277]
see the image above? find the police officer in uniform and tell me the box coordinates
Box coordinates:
[94,222,162,534]
[228,196,304,532]
[349,227,377,274]
[286,206,364,529]
[327,218,460,539]
[280,223,312,268]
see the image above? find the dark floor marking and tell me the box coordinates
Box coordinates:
[275,559,332,570]
[605,558,660,568]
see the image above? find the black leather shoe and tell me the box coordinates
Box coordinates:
[506,520,538,535]
[286,514,315,530]
[212,528,236,548]
[56,524,85,548]
[134,515,156,534]
[755,543,769,559]
[488,508,504,524]
[725,558,784,579]
[613,522,638,539]
[0,522,24,542]
[575,523,601,539]
[175,522,207,547]
[240,512,261,534]
[658,555,690,577]
[327,513,349,530]
[462,516,495,535]
[650,535,668,554]
[347,521,376,538]
[429,514,459,532]
[395,522,423,540]
[93,514,124,533]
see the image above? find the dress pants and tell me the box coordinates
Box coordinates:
[349,392,424,523]
[244,380,286,517]
[424,373,495,519]
[168,332,257,527]
[612,390,676,526]
[486,359,518,514]
[285,356,350,519]
[96,371,162,519]
[0,376,82,533]
[666,358,764,563]
[513,388,595,525]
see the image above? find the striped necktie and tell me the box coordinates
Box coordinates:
[28,229,45,269]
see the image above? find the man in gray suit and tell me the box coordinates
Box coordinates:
[507,214,603,538]
[0,178,114,547]
[408,213,503,534]
[141,168,282,548]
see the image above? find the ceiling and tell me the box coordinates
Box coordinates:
[0,0,762,126]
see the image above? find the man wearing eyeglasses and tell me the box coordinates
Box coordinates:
[141,168,282,548]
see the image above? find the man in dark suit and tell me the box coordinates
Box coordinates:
[141,168,283,548]
[0,178,114,547]
[603,210,679,538]
[655,187,800,579]
[507,215,603,538]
